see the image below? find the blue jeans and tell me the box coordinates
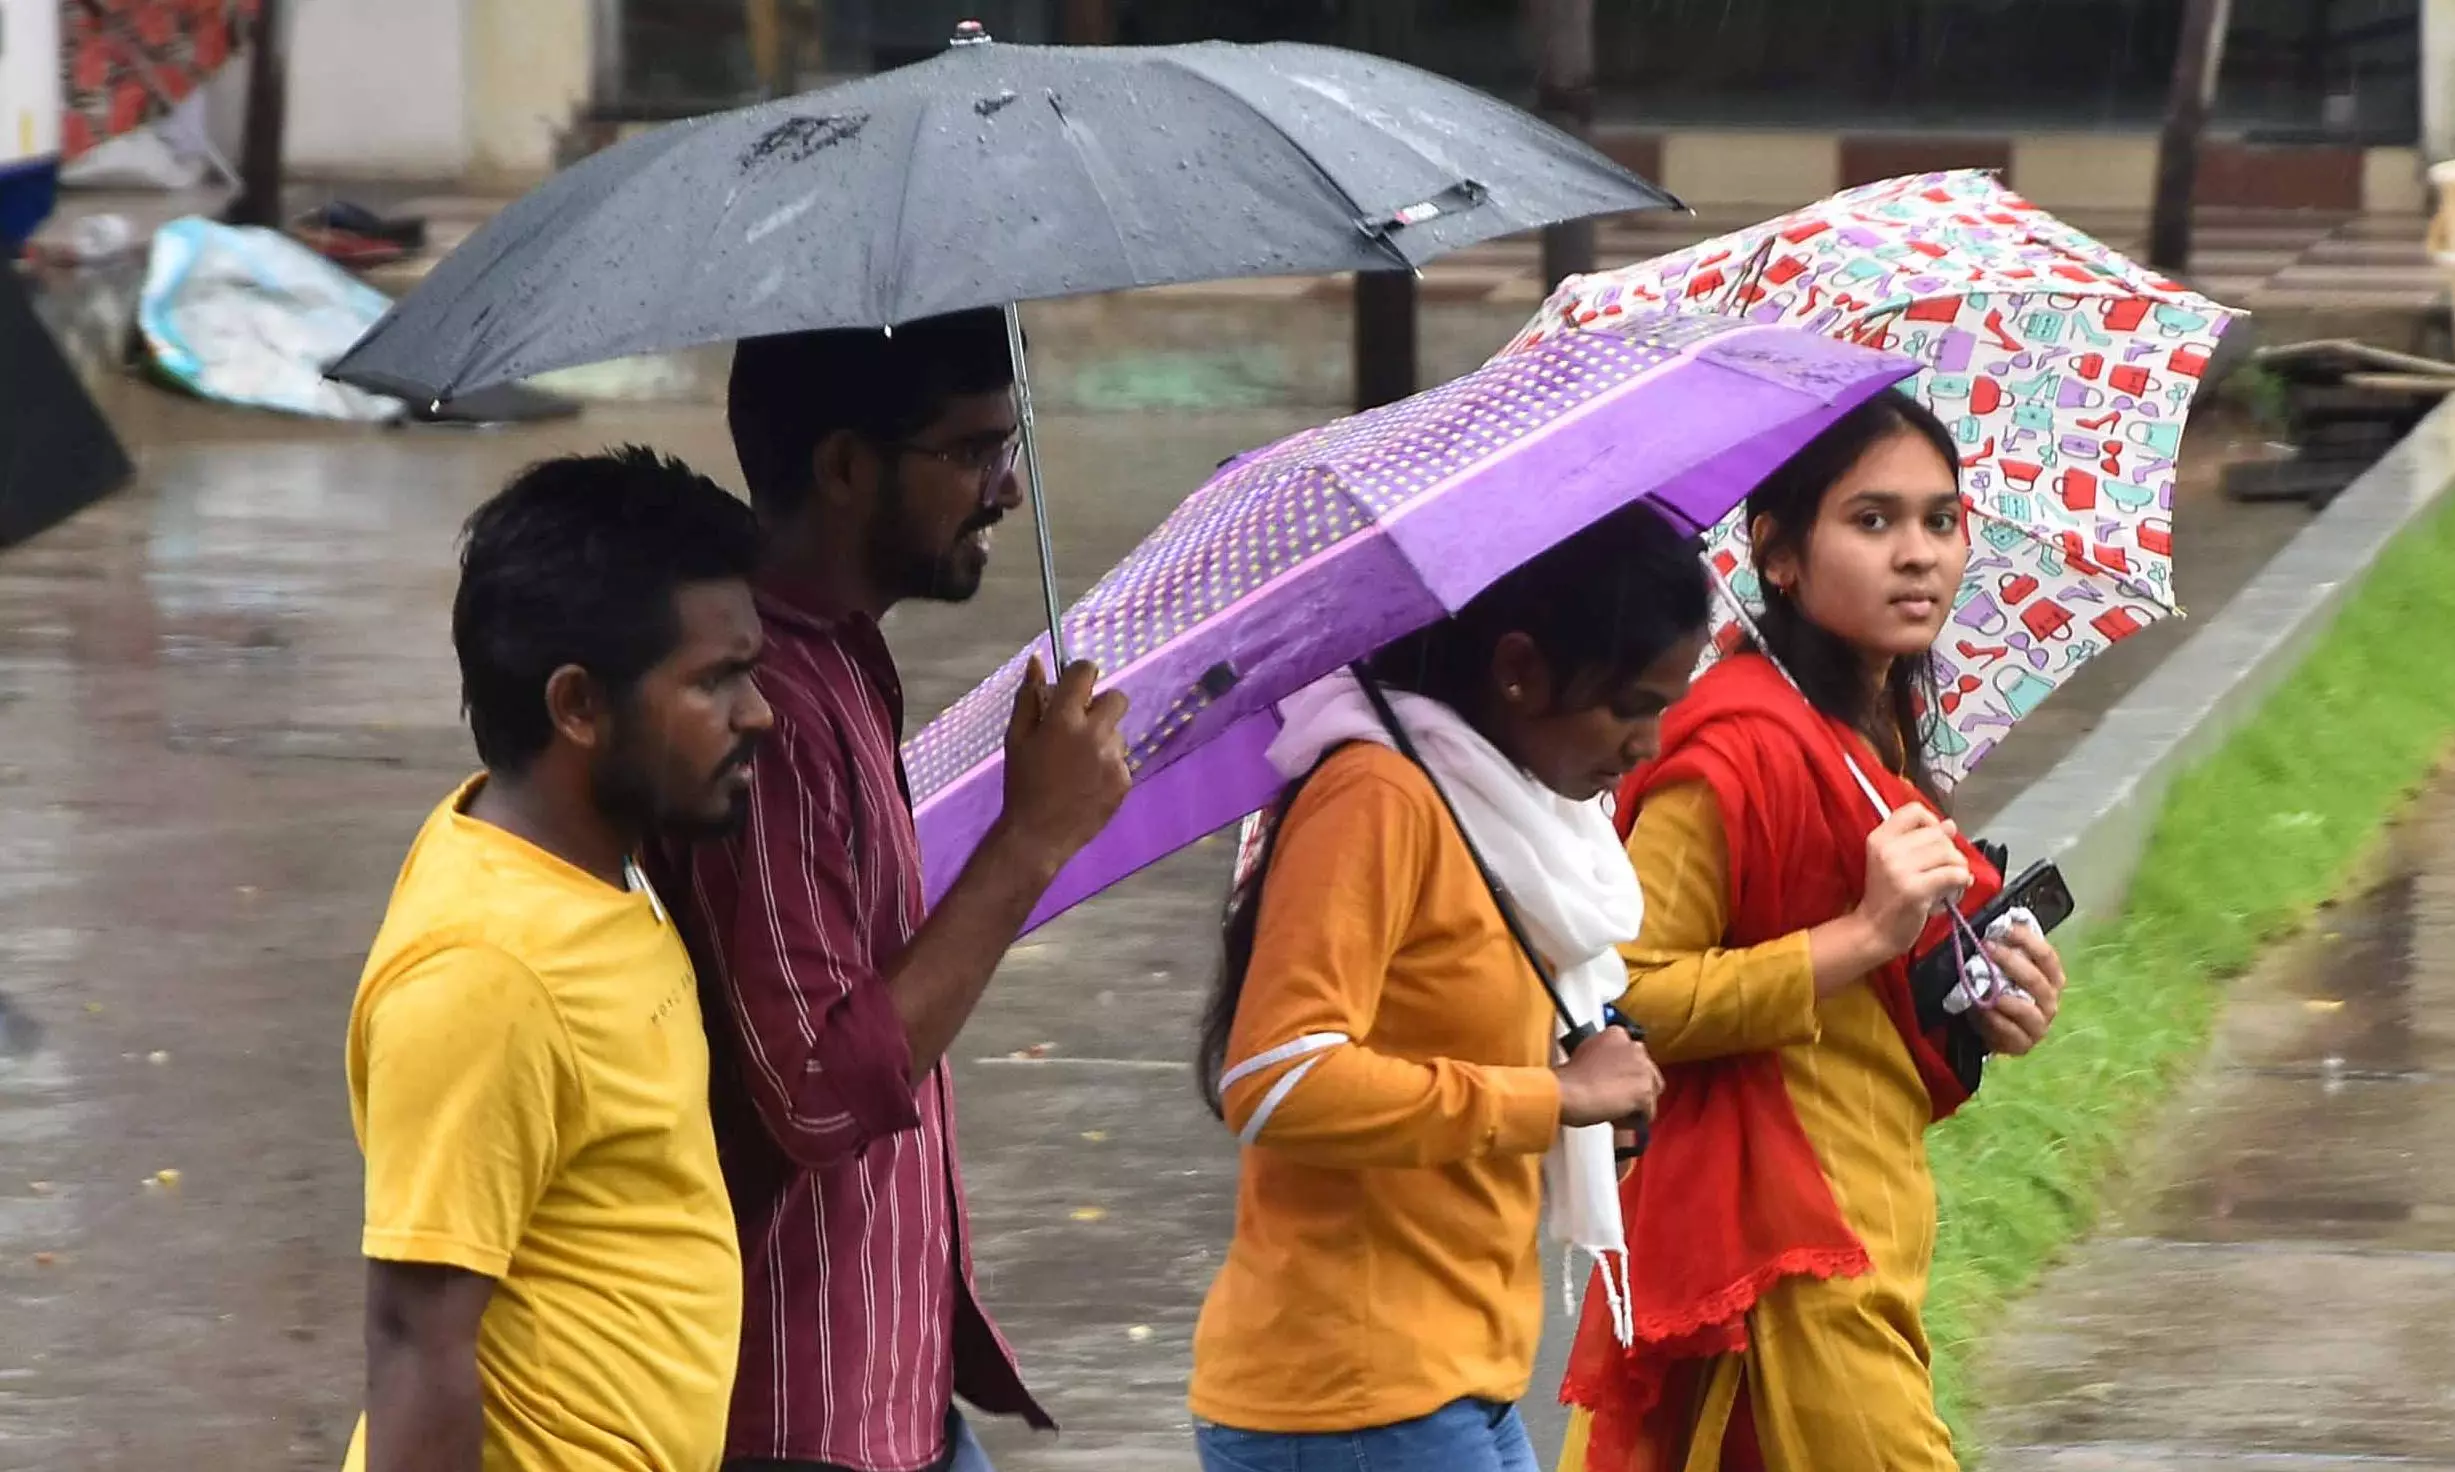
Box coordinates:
[1195,1399,1538,1472]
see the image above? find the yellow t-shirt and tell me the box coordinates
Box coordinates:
[341,779,741,1472]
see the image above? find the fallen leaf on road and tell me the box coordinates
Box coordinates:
[32,1253,56,1268]
[1080,1130,1109,1143]
[26,1182,51,1196]
[1009,1043,1054,1060]
[145,1169,182,1191]
[1069,1206,1106,1223]
[82,1003,104,1016]
[1127,1325,1153,1342]
[146,1050,170,1066]
[2305,998,2347,1014]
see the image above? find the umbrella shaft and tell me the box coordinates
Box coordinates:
[1004,304,1068,670]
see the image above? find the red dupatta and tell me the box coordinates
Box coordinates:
[1562,654,2001,1470]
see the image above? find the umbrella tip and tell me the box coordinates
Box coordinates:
[951,19,992,46]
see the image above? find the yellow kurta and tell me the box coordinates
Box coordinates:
[1562,781,1956,1472]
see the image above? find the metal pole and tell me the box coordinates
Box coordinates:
[2149,0,2233,272]
[1346,0,1420,413]
[1003,303,1068,670]
[1533,0,1598,288]
[226,0,288,227]
[1353,270,1419,411]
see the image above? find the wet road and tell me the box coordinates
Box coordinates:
[0,380,2306,1469]
[1977,769,2455,1471]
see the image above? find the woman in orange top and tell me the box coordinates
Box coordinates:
[1188,503,1712,1472]
[1558,392,2070,1472]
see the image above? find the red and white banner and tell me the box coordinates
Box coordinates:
[62,0,258,160]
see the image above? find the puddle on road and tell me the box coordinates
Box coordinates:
[0,995,42,1061]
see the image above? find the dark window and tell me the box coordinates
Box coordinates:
[596,0,2419,144]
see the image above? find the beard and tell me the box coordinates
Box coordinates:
[871,461,1000,605]
[592,724,759,841]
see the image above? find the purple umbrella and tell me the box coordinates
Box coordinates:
[902,314,1918,933]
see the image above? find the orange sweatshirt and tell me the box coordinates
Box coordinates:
[1188,743,1565,1433]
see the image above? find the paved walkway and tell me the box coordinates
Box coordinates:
[1977,769,2455,1470]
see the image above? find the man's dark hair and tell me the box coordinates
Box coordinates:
[453,447,762,774]
[728,309,1017,520]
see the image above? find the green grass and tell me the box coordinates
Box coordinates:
[1925,484,2455,1450]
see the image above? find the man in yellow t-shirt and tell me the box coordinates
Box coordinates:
[344,449,773,1472]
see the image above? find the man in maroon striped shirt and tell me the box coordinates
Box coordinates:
[656,311,1131,1472]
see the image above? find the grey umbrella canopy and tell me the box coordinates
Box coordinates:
[329,31,1678,401]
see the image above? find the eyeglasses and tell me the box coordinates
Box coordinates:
[891,431,1022,503]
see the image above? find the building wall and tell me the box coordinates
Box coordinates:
[196,0,2452,204]
[197,0,587,185]
[285,0,471,177]
[466,0,591,183]
[2,0,64,165]
[1632,125,2426,214]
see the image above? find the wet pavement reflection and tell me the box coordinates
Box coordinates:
[0,376,2311,1469]
[1980,774,2455,1469]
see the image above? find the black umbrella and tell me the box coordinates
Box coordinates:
[0,267,132,550]
[332,23,1680,657]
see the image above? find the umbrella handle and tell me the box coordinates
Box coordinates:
[1003,304,1068,669]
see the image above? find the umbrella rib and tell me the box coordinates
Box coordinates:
[352,121,706,393]
[643,113,785,355]
[1154,55,1416,274]
[1040,91,1147,288]
[876,94,937,324]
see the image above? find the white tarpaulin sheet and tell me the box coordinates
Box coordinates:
[138,217,404,421]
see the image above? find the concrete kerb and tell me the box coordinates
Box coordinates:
[1985,397,2455,924]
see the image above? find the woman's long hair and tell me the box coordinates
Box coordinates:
[1195,501,1712,1118]
[1743,390,1962,806]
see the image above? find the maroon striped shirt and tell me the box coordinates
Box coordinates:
[657,582,1049,1471]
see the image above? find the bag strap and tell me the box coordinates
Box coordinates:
[1346,663,1585,1036]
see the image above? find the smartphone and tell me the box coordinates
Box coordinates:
[1909,860,2076,1029]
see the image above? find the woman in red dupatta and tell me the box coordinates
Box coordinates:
[1559,392,2069,1472]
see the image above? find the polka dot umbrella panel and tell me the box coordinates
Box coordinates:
[1504,170,2244,788]
[903,315,1918,934]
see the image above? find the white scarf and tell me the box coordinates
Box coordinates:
[1265,669,1639,1345]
